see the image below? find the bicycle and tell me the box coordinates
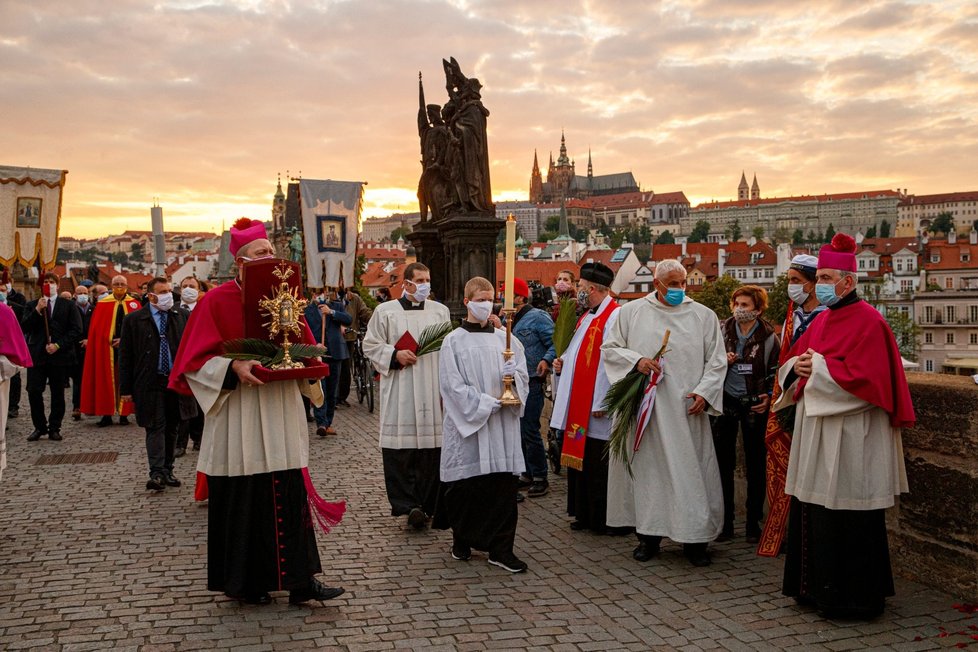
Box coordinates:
[351,328,375,413]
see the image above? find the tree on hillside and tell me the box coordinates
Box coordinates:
[689,220,711,243]
[131,242,145,261]
[638,225,652,244]
[765,273,789,326]
[880,219,891,237]
[931,212,955,236]
[752,226,765,241]
[389,226,412,242]
[865,225,877,238]
[792,229,805,245]
[725,218,743,242]
[824,223,836,242]
[806,230,818,243]
[884,308,921,361]
[655,230,676,245]
[692,275,742,320]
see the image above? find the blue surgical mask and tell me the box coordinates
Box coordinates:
[815,281,842,307]
[76,294,89,305]
[663,287,685,306]
[0,292,6,304]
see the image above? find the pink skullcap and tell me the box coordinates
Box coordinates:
[817,233,857,272]
[229,218,268,256]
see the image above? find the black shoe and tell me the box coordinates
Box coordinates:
[517,474,533,488]
[118,415,129,425]
[231,592,272,606]
[305,413,315,423]
[488,553,528,573]
[527,480,549,498]
[96,416,113,427]
[48,430,63,441]
[316,426,328,437]
[684,545,712,567]
[289,579,345,605]
[716,526,734,543]
[174,447,186,458]
[746,524,761,544]
[338,400,350,407]
[146,475,165,492]
[71,410,81,421]
[164,472,181,487]
[515,492,526,503]
[633,541,660,562]
[27,429,46,442]
[7,408,18,419]
[605,526,633,537]
[407,507,427,530]
[569,520,587,531]
[451,544,472,561]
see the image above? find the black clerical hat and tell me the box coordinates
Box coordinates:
[580,262,614,287]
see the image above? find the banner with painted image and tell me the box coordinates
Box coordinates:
[298,179,364,289]
[0,165,67,268]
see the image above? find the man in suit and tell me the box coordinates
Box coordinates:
[303,288,351,437]
[21,272,83,441]
[119,277,190,491]
[70,282,95,421]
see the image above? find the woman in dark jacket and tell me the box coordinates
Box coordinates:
[713,285,780,543]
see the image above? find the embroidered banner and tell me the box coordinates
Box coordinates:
[0,165,67,268]
[298,179,364,289]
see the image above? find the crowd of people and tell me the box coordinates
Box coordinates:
[0,226,914,618]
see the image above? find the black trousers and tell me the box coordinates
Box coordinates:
[27,365,68,432]
[8,370,21,411]
[567,436,610,531]
[337,341,355,402]
[70,356,84,409]
[143,378,180,476]
[712,395,768,532]
[381,447,441,517]
[439,473,518,558]
[176,413,204,450]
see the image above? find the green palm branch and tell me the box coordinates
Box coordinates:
[223,338,326,366]
[601,370,648,477]
[552,298,579,358]
[416,321,454,356]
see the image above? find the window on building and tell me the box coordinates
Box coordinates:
[896,260,903,272]
[901,279,914,291]
[924,306,934,322]
[925,332,933,344]
[947,306,957,322]
[971,306,978,322]
[947,332,955,344]
[971,333,978,345]
[931,253,941,263]
[925,359,934,372]
[859,259,866,270]
[946,277,954,289]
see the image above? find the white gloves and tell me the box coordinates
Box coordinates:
[489,398,503,414]
[501,358,518,378]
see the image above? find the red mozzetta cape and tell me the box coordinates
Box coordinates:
[80,295,141,416]
[790,299,915,428]
[169,279,316,396]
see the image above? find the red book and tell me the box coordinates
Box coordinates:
[394,330,418,354]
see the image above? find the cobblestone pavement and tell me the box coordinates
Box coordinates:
[1,395,974,651]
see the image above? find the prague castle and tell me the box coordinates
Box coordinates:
[529,132,639,204]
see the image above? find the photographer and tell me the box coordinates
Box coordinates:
[712,285,779,543]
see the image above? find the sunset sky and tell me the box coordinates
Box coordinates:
[3,0,977,238]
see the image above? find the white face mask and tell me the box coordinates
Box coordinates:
[181,287,198,303]
[48,283,59,297]
[467,300,493,323]
[76,294,89,305]
[153,292,174,311]
[98,292,110,301]
[407,281,431,302]
[787,283,810,305]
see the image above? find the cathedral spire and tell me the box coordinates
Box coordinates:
[557,129,570,166]
[738,171,749,201]
[532,149,540,174]
[587,148,593,178]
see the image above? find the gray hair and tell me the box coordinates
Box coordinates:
[654,259,687,281]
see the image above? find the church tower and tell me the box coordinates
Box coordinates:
[751,174,760,200]
[738,171,749,201]
[530,150,544,203]
[271,173,288,257]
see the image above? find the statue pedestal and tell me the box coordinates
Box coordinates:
[437,213,504,318]
[406,221,445,300]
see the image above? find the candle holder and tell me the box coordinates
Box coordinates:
[499,308,522,406]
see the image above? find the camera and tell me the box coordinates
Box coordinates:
[528,281,557,310]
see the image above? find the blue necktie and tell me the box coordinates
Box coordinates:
[159,311,171,376]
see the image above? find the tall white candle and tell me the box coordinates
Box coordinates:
[503,213,516,311]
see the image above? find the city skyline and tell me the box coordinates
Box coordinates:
[3,0,976,238]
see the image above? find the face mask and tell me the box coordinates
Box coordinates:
[5,283,11,292]
[555,280,572,293]
[181,287,198,303]
[48,283,59,297]
[0,292,6,304]
[576,289,590,310]
[467,300,493,323]
[408,281,431,302]
[98,292,110,301]
[76,294,89,305]
[112,288,127,300]
[787,283,810,305]
[153,292,174,311]
[733,307,759,323]
[815,280,843,307]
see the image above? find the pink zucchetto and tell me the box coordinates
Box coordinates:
[817,232,857,273]
[229,218,268,257]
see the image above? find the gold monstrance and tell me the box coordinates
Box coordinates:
[258,263,309,369]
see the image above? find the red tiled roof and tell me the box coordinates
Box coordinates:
[725,243,777,267]
[693,189,902,210]
[649,191,689,205]
[900,191,978,207]
[494,260,582,287]
[922,240,978,271]
[363,247,406,261]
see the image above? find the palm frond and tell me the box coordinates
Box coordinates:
[416,321,454,356]
[601,370,648,477]
[552,298,579,358]
[289,343,327,360]
[222,338,326,367]
[223,338,278,357]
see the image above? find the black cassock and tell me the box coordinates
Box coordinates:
[782,497,894,618]
[434,472,518,558]
[207,470,321,597]
[566,437,611,532]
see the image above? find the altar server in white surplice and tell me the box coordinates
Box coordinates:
[601,259,727,567]
[362,262,451,530]
[434,276,529,574]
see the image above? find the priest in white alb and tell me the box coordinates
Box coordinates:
[602,259,727,567]
[363,262,451,530]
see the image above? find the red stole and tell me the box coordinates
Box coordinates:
[757,304,794,557]
[559,300,619,472]
[80,295,141,416]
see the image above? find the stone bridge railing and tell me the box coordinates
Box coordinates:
[889,372,978,601]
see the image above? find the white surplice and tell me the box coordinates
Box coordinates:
[550,295,620,441]
[439,327,529,483]
[188,357,323,477]
[774,352,908,510]
[363,299,451,449]
[0,355,21,482]
[601,293,727,543]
